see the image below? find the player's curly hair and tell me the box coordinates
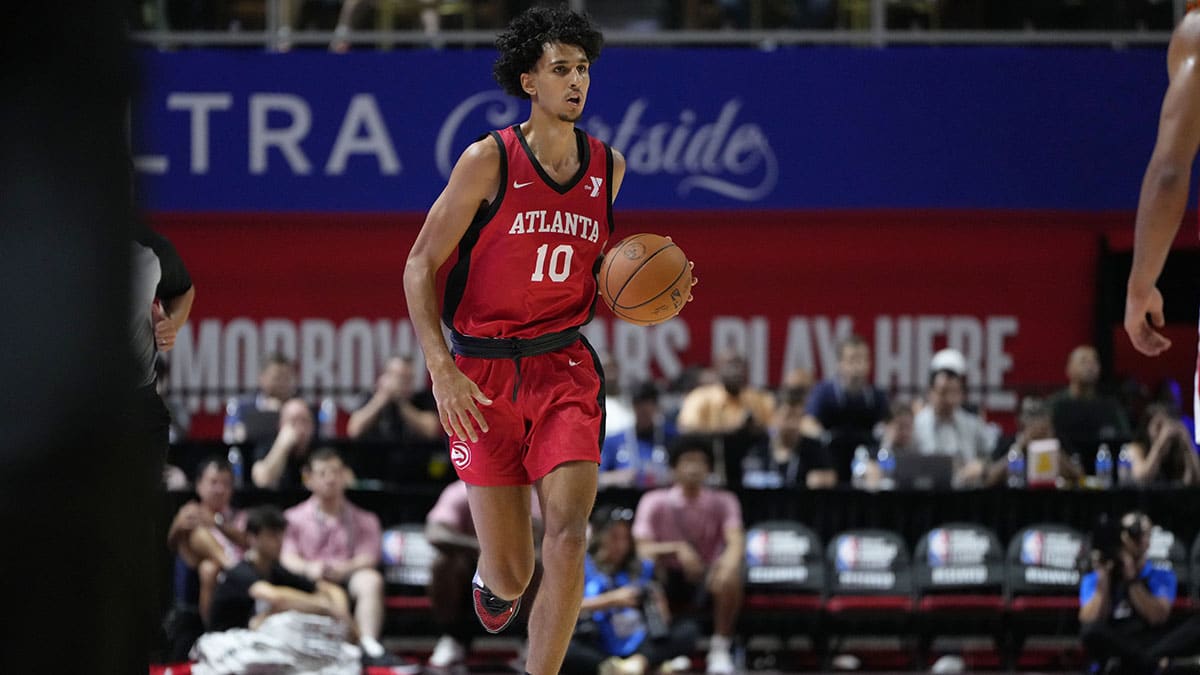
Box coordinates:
[493,6,604,100]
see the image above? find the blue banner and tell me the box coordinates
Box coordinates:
[133,46,1167,212]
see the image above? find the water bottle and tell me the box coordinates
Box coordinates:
[877,447,896,490]
[1006,445,1026,488]
[1117,444,1134,486]
[227,446,244,489]
[318,397,338,439]
[851,445,871,490]
[1094,443,1113,489]
[222,396,244,444]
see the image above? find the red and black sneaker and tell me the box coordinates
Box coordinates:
[472,572,522,634]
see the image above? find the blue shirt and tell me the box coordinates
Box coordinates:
[1080,560,1176,620]
[600,421,678,488]
[582,555,656,657]
[805,379,888,435]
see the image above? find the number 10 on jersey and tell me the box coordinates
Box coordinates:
[530,244,574,283]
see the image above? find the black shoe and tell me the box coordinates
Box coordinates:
[472,571,521,634]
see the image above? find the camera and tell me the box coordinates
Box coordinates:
[1091,513,1122,566]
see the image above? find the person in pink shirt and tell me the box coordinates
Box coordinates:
[632,436,745,675]
[280,448,389,664]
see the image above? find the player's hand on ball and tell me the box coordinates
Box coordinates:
[432,367,493,442]
[687,261,697,302]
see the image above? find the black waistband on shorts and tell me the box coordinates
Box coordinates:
[449,327,581,360]
[449,327,582,402]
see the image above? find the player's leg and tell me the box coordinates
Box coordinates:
[466,484,536,630]
[526,460,598,675]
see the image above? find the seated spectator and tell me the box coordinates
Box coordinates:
[1050,345,1132,465]
[604,355,637,440]
[984,396,1081,488]
[802,335,889,483]
[860,399,918,490]
[208,505,352,634]
[633,436,745,675]
[348,355,440,442]
[677,350,774,488]
[251,397,316,490]
[281,448,389,663]
[1079,511,1200,673]
[1128,404,1200,487]
[742,386,836,489]
[228,352,299,448]
[601,381,678,489]
[563,504,698,675]
[347,355,442,478]
[914,368,994,488]
[424,480,544,669]
[167,457,247,624]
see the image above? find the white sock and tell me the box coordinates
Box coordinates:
[709,634,732,653]
[360,635,385,658]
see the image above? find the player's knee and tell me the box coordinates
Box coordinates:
[487,565,534,600]
[541,517,588,558]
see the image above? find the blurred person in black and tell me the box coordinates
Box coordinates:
[251,397,317,490]
[229,352,300,448]
[742,385,835,489]
[208,506,353,633]
[1049,345,1132,468]
[1079,511,1200,673]
[802,335,888,484]
[347,354,442,479]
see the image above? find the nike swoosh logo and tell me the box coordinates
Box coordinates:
[568,358,581,366]
[513,181,534,189]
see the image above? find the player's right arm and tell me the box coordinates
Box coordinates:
[1126,13,1200,356]
[404,139,498,442]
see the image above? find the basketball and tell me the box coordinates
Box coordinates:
[598,233,692,326]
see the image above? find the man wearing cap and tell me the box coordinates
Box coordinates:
[914,350,995,488]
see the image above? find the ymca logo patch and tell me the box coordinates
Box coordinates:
[588,176,604,198]
[450,441,471,470]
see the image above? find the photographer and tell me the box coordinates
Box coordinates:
[563,505,697,675]
[1079,511,1200,673]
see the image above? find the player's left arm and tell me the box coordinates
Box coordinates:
[1127,16,1200,356]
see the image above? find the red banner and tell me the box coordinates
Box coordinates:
[154,210,1128,438]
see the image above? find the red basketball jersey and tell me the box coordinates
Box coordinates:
[443,125,614,339]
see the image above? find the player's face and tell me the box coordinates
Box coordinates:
[524,42,590,123]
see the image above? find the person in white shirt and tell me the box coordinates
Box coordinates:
[914,368,994,488]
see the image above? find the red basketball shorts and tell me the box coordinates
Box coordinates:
[449,339,604,486]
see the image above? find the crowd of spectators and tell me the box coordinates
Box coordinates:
[160,339,1200,671]
[133,0,1179,40]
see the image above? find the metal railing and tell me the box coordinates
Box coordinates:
[131,0,1185,50]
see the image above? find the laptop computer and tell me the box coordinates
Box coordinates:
[893,453,955,490]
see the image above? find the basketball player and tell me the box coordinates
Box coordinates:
[1125,2,1200,442]
[404,8,694,675]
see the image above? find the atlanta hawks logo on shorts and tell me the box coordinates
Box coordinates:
[450,441,472,470]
